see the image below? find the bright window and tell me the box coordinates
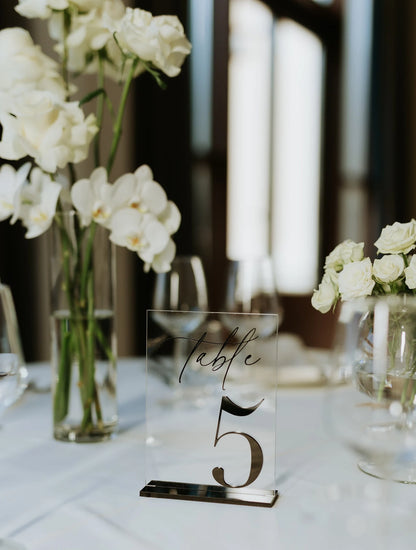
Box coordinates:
[271,20,323,294]
[227,0,324,294]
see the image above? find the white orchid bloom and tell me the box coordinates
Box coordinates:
[111,165,168,216]
[145,238,176,273]
[13,168,61,238]
[0,162,31,221]
[70,167,113,227]
[109,208,169,263]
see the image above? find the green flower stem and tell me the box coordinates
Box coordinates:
[62,10,71,98]
[94,52,105,167]
[80,222,97,306]
[53,321,72,423]
[106,57,139,176]
[53,217,114,436]
[81,302,96,429]
[95,322,115,364]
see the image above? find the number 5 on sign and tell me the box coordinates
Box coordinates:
[212,396,264,488]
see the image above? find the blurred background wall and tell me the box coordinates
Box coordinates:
[1,0,416,361]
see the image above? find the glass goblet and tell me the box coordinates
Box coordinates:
[327,295,416,483]
[151,255,209,386]
[0,283,27,403]
[0,353,26,550]
[220,256,283,337]
[0,353,20,418]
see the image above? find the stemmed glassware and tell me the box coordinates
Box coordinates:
[221,256,283,337]
[317,296,416,546]
[0,287,27,550]
[327,295,416,483]
[0,282,27,404]
[0,353,20,419]
[151,255,208,386]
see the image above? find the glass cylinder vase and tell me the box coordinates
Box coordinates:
[49,211,117,442]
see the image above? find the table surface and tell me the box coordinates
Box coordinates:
[2,356,416,550]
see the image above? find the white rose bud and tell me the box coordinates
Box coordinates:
[405,256,416,289]
[324,239,364,272]
[116,8,191,78]
[338,258,375,301]
[311,272,338,313]
[373,254,404,283]
[374,220,416,254]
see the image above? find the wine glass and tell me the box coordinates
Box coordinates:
[0,283,27,403]
[0,306,27,549]
[218,256,281,387]
[0,353,20,418]
[150,255,209,386]
[220,256,283,337]
[327,295,416,483]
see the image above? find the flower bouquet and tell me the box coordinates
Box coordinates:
[0,0,191,441]
[312,220,416,409]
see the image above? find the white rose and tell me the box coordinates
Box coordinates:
[405,256,416,289]
[49,0,127,78]
[0,28,66,100]
[338,258,375,301]
[15,0,69,19]
[0,91,98,173]
[115,8,192,77]
[324,239,364,271]
[311,272,338,313]
[373,254,405,283]
[374,220,416,254]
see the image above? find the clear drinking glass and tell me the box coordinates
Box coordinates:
[0,292,27,550]
[221,256,283,337]
[0,283,26,409]
[151,255,209,385]
[327,296,416,483]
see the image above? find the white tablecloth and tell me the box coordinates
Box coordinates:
[1,357,416,550]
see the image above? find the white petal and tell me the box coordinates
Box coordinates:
[159,201,181,234]
[71,178,94,226]
[134,164,154,183]
[140,180,167,215]
[151,239,176,273]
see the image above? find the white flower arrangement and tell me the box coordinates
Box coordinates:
[0,0,191,273]
[311,220,416,313]
[0,0,191,440]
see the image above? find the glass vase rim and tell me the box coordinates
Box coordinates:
[341,294,416,313]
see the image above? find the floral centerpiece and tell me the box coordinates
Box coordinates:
[312,219,416,409]
[0,0,191,441]
[311,220,416,313]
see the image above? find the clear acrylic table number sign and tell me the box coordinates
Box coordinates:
[140,310,279,507]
